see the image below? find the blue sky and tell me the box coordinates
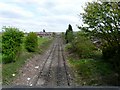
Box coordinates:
[0,0,94,32]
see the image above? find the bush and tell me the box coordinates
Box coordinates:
[67,31,74,43]
[102,44,120,74]
[66,31,95,58]
[2,27,24,63]
[25,32,38,52]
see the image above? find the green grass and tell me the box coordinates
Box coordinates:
[2,36,53,85]
[68,56,118,86]
[37,37,52,53]
[38,37,49,45]
[2,52,32,85]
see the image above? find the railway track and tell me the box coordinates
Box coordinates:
[32,36,73,87]
[60,40,70,86]
[33,39,56,86]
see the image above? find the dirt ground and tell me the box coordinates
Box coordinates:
[12,36,76,87]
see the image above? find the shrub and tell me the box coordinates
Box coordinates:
[25,32,38,52]
[66,31,95,58]
[52,32,56,37]
[2,27,24,63]
[67,31,74,43]
[102,44,120,74]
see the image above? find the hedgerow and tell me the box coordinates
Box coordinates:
[2,27,24,63]
[25,32,38,52]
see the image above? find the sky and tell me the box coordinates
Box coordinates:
[0,0,94,32]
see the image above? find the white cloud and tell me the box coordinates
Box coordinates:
[0,0,95,32]
[37,7,54,16]
[0,2,34,18]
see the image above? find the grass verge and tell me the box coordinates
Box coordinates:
[67,54,119,86]
[2,37,53,85]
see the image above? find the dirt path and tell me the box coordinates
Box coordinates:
[13,36,75,87]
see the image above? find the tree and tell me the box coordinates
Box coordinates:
[68,24,73,32]
[82,1,119,45]
[79,1,120,77]
[65,24,74,43]
[52,32,56,37]
[43,29,45,32]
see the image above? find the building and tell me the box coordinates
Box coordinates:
[24,32,52,38]
[37,32,52,37]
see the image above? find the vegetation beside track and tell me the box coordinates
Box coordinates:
[63,1,120,86]
[2,28,53,85]
[67,54,119,86]
[64,24,119,86]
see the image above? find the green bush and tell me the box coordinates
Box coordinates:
[65,43,72,50]
[102,44,120,74]
[66,31,95,58]
[2,27,24,63]
[25,32,38,52]
[67,31,74,43]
